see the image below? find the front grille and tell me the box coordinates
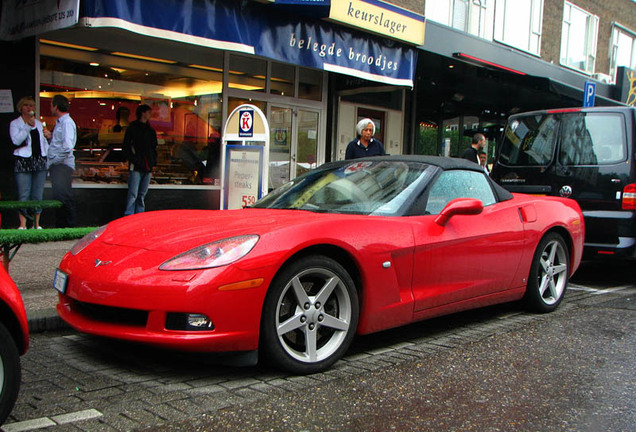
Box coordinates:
[73,300,148,327]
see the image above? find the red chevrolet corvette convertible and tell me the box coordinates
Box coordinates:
[55,156,584,374]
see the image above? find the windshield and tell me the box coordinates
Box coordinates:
[253,160,435,216]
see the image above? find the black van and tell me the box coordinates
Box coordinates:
[491,106,636,259]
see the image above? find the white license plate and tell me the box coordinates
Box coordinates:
[53,269,68,294]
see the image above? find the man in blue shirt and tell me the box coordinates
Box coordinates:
[44,94,77,227]
[345,118,386,160]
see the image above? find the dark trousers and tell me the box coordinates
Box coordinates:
[49,164,76,228]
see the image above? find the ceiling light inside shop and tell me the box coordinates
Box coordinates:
[228,83,265,92]
[111,52,177,64]
[40,39,99,51]
[89,62,100,67]
[189,64,223,72]
[40,90,142,101]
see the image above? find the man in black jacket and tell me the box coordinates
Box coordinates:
[460,133,486,164]
[123,104,157,215]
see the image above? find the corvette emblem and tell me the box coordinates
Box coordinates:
[94,259,112,268]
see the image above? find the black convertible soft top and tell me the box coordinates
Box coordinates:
[326,155,514,202]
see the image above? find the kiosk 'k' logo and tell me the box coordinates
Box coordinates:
[239,109,254,137]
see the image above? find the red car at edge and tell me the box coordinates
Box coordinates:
[0,265,29,425]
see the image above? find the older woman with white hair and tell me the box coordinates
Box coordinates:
[345,118,386,160]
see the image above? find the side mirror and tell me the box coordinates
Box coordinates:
[434,198,484,226]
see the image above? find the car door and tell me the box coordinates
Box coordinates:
[410,169,526,311]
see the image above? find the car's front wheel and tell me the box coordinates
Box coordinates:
[0,322,21,426]
[524,232,570,313]
[260,255,359,374]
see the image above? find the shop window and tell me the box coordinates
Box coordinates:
[610,24,636,81]
[494,0,543,55]
[39,46,225,185]
[298,68,323,101]
[271,63,295,97]
[229,54,266,92]
[560,2,598,74]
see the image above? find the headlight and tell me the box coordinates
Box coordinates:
[159,235,259,271]
[70,225,107,255]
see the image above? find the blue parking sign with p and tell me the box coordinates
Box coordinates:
[583,81,596,107]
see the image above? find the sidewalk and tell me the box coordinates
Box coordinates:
[10,240,76,333]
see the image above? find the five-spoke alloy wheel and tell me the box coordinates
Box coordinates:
[524,233,570,313]
[261,255,359,374]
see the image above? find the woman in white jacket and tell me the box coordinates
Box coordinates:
[9,96,49,229]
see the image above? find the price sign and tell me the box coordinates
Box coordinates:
[225,146,263,209]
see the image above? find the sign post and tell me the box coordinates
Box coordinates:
[221,104,270,209]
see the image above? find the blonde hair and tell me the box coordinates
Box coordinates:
[16,96,35,112]
[356,118,375,136]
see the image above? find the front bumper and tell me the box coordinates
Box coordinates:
[56,246,270,352]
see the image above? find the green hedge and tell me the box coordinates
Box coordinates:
[0,200,62,210]
[0,227,98,245]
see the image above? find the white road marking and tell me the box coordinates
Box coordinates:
[569,284,633,294]
[1,409,103,432]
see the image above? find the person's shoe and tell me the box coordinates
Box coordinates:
[18,226,26,230]
[36,226,43,229]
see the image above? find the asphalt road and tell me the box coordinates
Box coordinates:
[3,260,634,432]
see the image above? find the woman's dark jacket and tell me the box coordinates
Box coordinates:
[123,120,158,172]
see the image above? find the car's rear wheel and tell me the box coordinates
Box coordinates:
[524,233,569,313]
[260,255,359,374]
[0,322,21,426]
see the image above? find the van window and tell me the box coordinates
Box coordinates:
[559,113,626,165]
[498,114,558,166]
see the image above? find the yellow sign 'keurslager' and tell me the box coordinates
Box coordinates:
[329,0,425,46]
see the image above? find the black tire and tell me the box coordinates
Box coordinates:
[524,233,570,313]
[260,255,359,374]
[0,322,22,426]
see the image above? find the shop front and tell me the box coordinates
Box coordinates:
[0,0,420,227]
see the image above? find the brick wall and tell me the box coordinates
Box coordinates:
[541,0,636,75]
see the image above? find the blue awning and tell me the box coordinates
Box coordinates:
[80,0,416,87]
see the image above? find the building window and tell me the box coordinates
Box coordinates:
[610,24,636,81]
[425,0,492,39]
[560,2,598,74]
[493,0,543,55]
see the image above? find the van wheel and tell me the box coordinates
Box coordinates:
[524,233,569,313]
[0,322,21,426]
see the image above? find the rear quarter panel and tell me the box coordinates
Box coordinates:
[514,194,585,276]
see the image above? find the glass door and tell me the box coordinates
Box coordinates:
[296,109,319,178]
[269,106,293,190]
[269,106,320,190]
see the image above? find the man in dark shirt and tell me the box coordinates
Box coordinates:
[123,104,158,215]
[460,133,486,164]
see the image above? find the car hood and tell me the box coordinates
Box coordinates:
[100,208,333,252]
